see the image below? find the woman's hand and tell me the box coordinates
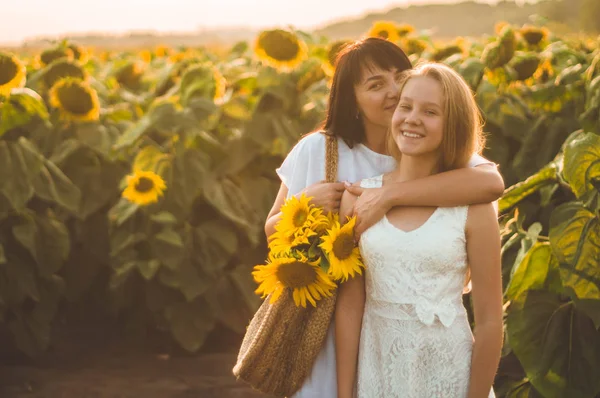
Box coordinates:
[344,184,392,239]
[301,181,346,213]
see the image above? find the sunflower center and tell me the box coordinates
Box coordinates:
[332,232,354,260]
[0,57,18,85]
[258,30,301,62]
[56,82,94,115]
[292,208,308,228]
[135,177,155,193]
[276,260,317,289]
[377,30,390,39]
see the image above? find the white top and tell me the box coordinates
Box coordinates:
[277,132,494,198]
[356,175,495,397]
[278,132,495,398]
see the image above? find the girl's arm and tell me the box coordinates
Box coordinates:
[465,203,504,398]
[347,164,505,237]
[264,181,346,238]
[335,188,365,398]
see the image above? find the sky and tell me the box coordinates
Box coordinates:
[1,0,508,45]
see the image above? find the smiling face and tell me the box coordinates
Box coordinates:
[354,64,403,132]
[391,75,445,160]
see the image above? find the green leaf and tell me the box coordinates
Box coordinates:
[563,131,600,199]
[31,161,81,213]
[137,259,161,280]
[202,178,260,244]
[549,203,600,300]
[499,164,559,213]
[158,260,212,302]
[154,228,184,248]
[75,123,115,158]
[150,211,177,224]
[0,141,43,211]
[0,243,5,264]
[506,242,560,301]
[108,199,139,227]
[193,220,238,275]
[12,214,70,277]
[132,146,168,173]
[165,299,216,352]
[205,265,261,334]
[506,291,600,398]
[113,99,177,149]
[0,88,49,137]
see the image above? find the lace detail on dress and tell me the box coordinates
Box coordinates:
[355,175,495,398]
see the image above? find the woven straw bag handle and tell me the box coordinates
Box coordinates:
[324,133,338,183]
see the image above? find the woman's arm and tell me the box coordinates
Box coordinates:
[347,164,504,237]
[265,181,347,238]
[466,203,504,398]
[335,188,364,398]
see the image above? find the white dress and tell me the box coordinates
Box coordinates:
[275,132,494,398]
[356,175,495,398]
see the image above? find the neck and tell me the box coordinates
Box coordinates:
[362,122,389,155]
[395,153,439,182]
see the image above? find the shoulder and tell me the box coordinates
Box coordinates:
[466,203,498,233]
[293,131,327,152]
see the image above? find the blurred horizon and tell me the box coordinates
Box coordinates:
[2,0,516,45]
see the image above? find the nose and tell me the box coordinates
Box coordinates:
[405,107,420,125]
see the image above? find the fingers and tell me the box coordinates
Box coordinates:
[345,185,364,196]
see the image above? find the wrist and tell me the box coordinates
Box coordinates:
[382,182,401,209]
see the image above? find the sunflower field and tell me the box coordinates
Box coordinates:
[0,20,599,397]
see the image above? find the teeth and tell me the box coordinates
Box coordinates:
[402,131,423,138]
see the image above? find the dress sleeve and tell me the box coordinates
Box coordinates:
[467,153,497,168]
[275,132,326,196]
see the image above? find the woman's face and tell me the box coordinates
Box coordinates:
[354,65,402,132]
[391,75,445,158]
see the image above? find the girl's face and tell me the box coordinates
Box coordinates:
[391,75,445,159]
[354,65,403,132]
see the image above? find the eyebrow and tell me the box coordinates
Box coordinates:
[363,75,384,85]
[400,96,442,108]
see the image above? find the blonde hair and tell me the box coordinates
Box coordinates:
[387,62,485,172]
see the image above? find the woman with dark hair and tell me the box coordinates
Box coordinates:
[264,38,504,398]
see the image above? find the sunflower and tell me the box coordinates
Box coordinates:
[115,61,145,90]
[67,43,88,63]
[320,216,364,282]
[403,38,428,56]
[268,226,317,255]
[253,253,336,307]
[277,194,328,237]
[367,21,400,42]
[122,170,167,206]
[432,44,465,62]
[254,29,308,71]
[509,52,540,81]
[39,46,74,66]
[0,53,26,97]
[322,40,351,76]
[533,58,554,83]
[519,26,548,46]
[42,59,86,89]
[49,77,100,121]
[180,64,227,104]
[397,24,415,37]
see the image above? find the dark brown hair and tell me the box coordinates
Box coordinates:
[320,37,412,147]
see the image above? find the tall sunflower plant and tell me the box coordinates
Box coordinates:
[253,194,364,308]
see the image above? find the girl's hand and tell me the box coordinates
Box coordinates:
[301,181,346,213]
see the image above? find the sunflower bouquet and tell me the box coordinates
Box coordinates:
[253,194,364,308]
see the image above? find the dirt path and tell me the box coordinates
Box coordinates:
[0,351,277,398]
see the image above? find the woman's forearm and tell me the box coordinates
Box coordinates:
[468,321,503,398]
[265,212,282,238]
[384,166,505,208]
[335,278,365,398]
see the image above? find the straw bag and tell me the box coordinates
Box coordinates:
[232,132,339,397]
